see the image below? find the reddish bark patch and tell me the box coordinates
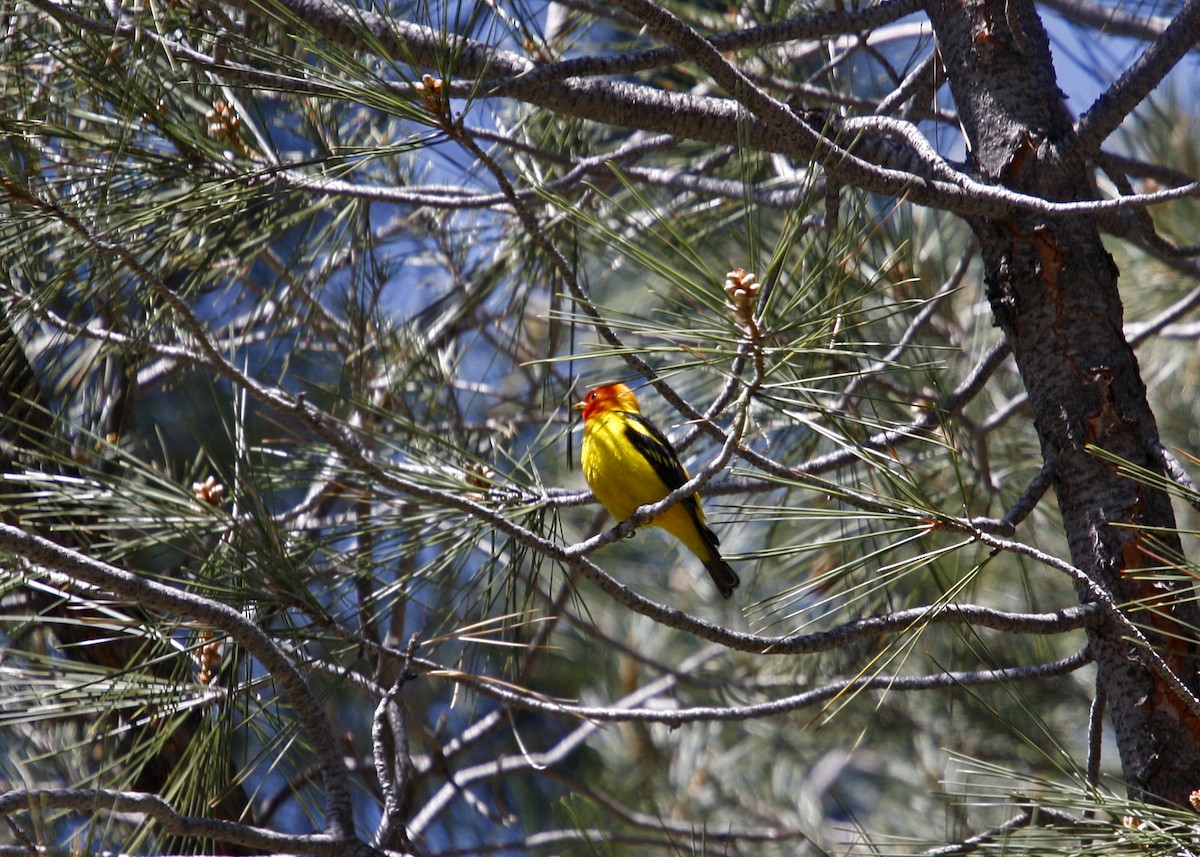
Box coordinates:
[1120,532,1200,741]
[1003,131,1037,183]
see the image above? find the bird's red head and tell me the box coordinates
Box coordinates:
[573,383,641,422]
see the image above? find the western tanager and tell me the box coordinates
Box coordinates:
[574,382,740,598]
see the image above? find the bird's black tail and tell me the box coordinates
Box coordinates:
[697,520,740,598]
[704,555,740,598]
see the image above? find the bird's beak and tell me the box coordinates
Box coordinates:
[571,400,585,412]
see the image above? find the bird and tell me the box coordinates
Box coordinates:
[573,382,740,598]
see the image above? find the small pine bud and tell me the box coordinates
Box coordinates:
[463,462,497,499]
[194,630,223,686]
[723,268,760,333]
[464,461,495,487]
[415,74,450,120]
[192,475,226,507]
[204,100,253,157]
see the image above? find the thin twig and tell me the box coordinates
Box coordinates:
[0,526,361,843]
[1074,0,1200,155]
[967,527,1200,721]
[359,600,1101,662]
[415,648,1091,725]
[406,646,724,835]
[836,240,977,409]
[969,455,1056,535]
[923,804,1091,856]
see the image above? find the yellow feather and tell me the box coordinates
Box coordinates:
[576,383,740,598]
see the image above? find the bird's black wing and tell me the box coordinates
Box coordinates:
[621,412,690,492]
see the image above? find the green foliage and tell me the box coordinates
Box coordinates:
[1,0,1198,854]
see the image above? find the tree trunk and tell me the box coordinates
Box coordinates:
[926,0,1200,806]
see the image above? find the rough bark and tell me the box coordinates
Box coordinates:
[926,0,1200,805]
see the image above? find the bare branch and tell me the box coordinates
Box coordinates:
[0,789,372,856]
[968,528,1200,721]
[349,601,1100,663]
[1038,0,1178,41]
[1075,0,1200,154]
[489,0,925,89]
[417,648,1092,725]
[0,526,360,841]
[923,803,1093,856]
[407,646,721,835]
[970,456,1056,535]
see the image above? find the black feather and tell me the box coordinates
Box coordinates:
[622,413,715,543]
[620,409,739,597]
[622,413,689,492]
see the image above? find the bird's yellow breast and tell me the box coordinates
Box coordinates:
[580,409,672,521]
[579,405,718,566]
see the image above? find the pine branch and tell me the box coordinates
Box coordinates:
[24,0,1200,219]
[360,600,1100,661]
[406,646,719,836]
[414,648,1092,725]
[0,788,375,856]
[0,526,360,843]
[1075,0,1200,154]
[923,803,1094,856]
